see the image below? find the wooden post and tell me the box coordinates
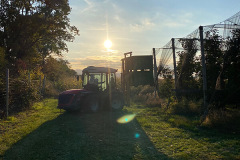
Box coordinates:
[199,26,208,118]
[6,69,9,118]
[171,38,178,90]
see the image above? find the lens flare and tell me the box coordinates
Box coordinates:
[117,114,136,124]
[135,133,140,138]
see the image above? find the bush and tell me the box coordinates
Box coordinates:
[44,77,82,97]
[130,85,162,107]
[145,93,163,107]
[9,78,41,113]
[202,108,240,132]
[170,98,202,116]
[44,80,59,98]
[158,78,174,99]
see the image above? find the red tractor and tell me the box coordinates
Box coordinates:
[57,66,124,112]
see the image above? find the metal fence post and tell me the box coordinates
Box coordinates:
[153,48,158,97]
[199,26,208,119]
[171,38,178,90]
[6,69,9,118]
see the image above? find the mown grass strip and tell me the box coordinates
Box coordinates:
[125,105,240,160]
[0,99,62,157]
[1,100,165,160]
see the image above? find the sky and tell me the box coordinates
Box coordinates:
[64,0,240,74]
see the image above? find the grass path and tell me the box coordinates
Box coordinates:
[1,99,240,159]
[1,99,165,160]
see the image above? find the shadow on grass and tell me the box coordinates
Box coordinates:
[3,110,171,160]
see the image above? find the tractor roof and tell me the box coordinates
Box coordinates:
[82,66,118,73]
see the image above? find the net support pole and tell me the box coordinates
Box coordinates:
[199,26,208,118]
[153,48,158,97]
[171,38,178,90]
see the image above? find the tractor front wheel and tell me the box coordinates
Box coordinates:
[85,95,99,113]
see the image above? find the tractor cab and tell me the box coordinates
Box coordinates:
[82,66,117,91]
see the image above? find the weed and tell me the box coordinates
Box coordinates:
[6,116,16,122]
[202,108,240,133]
[131,85,162,108]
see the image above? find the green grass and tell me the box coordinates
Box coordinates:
[125,105,240,159]
[1,99,239,159]
[0,99,62,158]
[0,99,165,160]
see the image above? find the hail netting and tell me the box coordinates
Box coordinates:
[156,11,240,102]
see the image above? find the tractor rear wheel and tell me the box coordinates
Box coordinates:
[111,95,124,111]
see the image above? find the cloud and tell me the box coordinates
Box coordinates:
[130,18,155,32]
[79,0,112,15]
[68,55,122,71]
[164,21,186,28]
[101,48,119,54]
[86,27,105,31]
[80,0,95,14]
[161,11,194,28]
[113,15,124,23]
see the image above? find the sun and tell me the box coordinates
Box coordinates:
[104,39,112,49]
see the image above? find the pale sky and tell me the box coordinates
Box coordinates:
[63,0,240,74]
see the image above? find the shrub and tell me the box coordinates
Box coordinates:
[170,98,202,116]
[44,77,82,97]
[130,85,162,107]
[9,78,41,113]
[158,78,174,99]
[202,108,240,132]
[145,93,163,108]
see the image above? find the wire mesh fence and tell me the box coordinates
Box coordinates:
[0,70,44,118]
[156,11,240,108]
[0,68,82,118]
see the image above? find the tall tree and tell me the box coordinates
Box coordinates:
[43,56,76,82]
[0,0,79,71]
